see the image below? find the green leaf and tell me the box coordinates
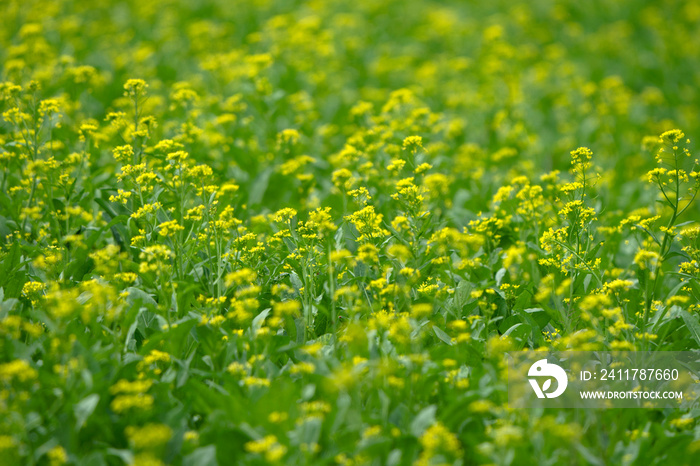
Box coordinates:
[432,325,453,346]
[495,267,507,286]
[248,167,272,205]
[125,287,158,308]
[0,241,20,277]
[634,224,661,247]
[252,308,271,334]
[290,272,303,292]
[0,241,25,298]
[387,450,403,466]
[521,308,550,329]
[183,446,217,466]
[410,405,437,438]
[679,309,700,347]
[125,308,145,352]
[106,449,134,464]
[299,416,323,446]
[141,317,198,355]
[574,444,604,466]
[85,215,129,249]
[452,280,473,312]
[74,393,100,430]
[503,322,531,341]
[331,392,352,435]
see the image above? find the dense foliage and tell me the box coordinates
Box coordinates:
[2,0,700,464]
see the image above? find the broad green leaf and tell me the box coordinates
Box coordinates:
[680,309,700,347]
[252,308,271,334]
[183,446,217,466]
[410,405,437,438]
[74,394,100,430]
[432,325,453,346]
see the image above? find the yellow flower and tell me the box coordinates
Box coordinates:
[124,79,148,97]
[131,202,162,219]
[184,431,199,442]
[410,303,433,319]
[158,220,184,237]
[143,349,171,365]
[603,279,634,293]
[301,342,324,356]
[131,452,164,466]
[357,244,379,264]
[659,129,685,145]
[345,206,389,241]
[125,424,173,450]
[22,281,46,302]
[402,135,423,152]
[245,435,287,462]
[110,379,153,394]
[0,435,17,451]
[362,425,382,439]
[243,377,271,387]
[47,446,68,466]
[416,422,462,465]
[0,359,37,382]
[225,268,257,287]
[273,208,297,223]
[307,207,337,237]
[276,128,300,149]
[289,362,315,375]
[110,394,154,413]
[634,249,659,270]
[273,300,301,317]
[113,145,134,163]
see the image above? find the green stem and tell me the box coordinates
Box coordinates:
[644,149,681,331]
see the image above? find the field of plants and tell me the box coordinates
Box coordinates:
[2,0,700,464]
